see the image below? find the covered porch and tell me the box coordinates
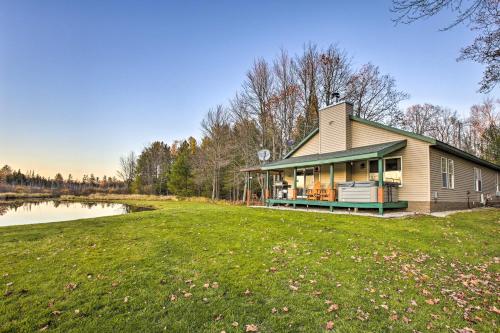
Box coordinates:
[243,140,408,215]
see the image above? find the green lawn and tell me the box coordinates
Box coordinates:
[1,201,499,332]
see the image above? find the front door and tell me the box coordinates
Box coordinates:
[296,167,315,198]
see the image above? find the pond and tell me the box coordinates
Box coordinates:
[0,200,150,227]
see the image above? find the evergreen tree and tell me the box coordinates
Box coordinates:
[168,141,194,196]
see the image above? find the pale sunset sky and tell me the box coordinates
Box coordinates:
[0,0,497,179]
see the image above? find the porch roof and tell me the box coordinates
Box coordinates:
[261,140,407,170]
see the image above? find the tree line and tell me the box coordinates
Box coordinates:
[0,165,125,194]
[119,43,499,201]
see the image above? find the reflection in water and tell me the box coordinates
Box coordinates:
[0,201,151,227]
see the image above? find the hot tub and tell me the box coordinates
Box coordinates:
[337,181,398,203]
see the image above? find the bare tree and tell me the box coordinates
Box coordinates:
[346,63,409,123]
[392,0,499,93]
[400,103,441,135]
[117,151,137,191]
[294,43,320,136]
[244,58,274,153]
[318,44,352,106]
[201,105,232,200]
[272,49,300,158]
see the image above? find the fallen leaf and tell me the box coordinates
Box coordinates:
[326,320,334,330]
[271,307,278,314]
[64,282,77,291]
[489,306,500,315]
[211,282,219,289]
[453,328,476,333]
[244,289,252,296]
[245,324,258,332]
[124,296,129,303]
[232,322,239,327]
[282,306,289,313]
[289,285,299,291]
[327,304,339,312]
[183,292,192,298]
[170,294,177,302]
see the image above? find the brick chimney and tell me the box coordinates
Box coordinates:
[319,101,353,153]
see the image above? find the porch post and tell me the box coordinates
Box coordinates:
[292,167,297,207]
[246,171,251,207]
[265,170,270,205]
[378,158,384,215]
[329,164,334,212]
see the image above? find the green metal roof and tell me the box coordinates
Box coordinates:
[350,116,500,171]
[435,141,500,171]
[261,140,407,170]
[349,116,437,144]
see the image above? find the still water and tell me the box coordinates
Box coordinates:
[0,200,146,227]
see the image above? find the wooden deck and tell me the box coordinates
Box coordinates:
[266,199,408,215]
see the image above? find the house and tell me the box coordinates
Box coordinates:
[242,101,500,214]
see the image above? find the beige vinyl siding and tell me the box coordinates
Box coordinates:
[351,120,431,202]
[352,161,367,181]
[292,133,319,157]
[319,104,351,153]
[429,147,500,204]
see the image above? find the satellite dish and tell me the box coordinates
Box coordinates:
[257,149,271,162]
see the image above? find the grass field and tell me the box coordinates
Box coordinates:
[0,201,499,332]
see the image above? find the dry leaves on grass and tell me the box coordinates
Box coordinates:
[325,320,334,330]
[64,282,77,291]
[327,304,339,312]
[425,298,440,305]
[356,308,369,321]
[245,324,258,332]
[453,328,476,333]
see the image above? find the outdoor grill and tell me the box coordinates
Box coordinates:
[273,180,289,199]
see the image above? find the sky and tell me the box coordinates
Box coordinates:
[0,0,497,179]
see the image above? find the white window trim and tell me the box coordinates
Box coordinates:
[441,157,448,189]
[497,173,499,193]
[441,157,455,189]
[474,167,482,192]
[448,159,454,189]
[367,156,403,187]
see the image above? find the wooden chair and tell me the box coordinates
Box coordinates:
[307,181,321,200]
[321,185,336,201]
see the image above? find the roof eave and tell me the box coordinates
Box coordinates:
[262,140,407,170]
[349,116,436,144]
[434,141,500,171]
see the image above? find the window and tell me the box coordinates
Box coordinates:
[384,158,402,184]
[474,167,482,192]
[497,173,499,193]
[368,157,402,185]
[448,159,454,189]
[441,157,454,189]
